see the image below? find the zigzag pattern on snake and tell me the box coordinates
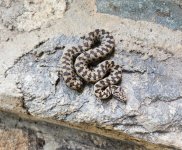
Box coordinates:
[60,29,126,102]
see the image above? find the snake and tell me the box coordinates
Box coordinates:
[60,29,126,102]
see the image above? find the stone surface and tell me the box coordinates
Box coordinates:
[4,32,182,149]
[0,0,66,31]
[0,0,182,149]
[96,0,182,31]
[0,111,147,150]
[0,129,29,150]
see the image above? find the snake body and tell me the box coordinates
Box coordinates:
[60,29,126,102]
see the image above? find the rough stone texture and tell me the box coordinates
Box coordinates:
[4,32,182,149]
[0,111,147,150]
[0,0,182,149]
[96,0,182,31]
[0,0,66,31]
[0,129,29,150]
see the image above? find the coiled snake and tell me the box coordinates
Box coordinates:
[60,29,126,102]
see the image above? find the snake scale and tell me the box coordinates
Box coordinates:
[60,29,126,102]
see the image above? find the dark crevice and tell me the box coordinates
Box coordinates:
[122,69,146,74]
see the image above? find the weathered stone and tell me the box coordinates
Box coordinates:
[0,79,25,113]
[0,0,67,31]
[0,0,182,149]
[4,33,182,149]
[96,0,182,31]
[0,111,146,150]
[0,128,29,150]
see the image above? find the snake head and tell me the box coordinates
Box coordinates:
[111,85,127,103]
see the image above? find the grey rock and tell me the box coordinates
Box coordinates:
[0,112,145,150]
[6,34,182,149]
[96,0,182,31]
[0,111,146,150]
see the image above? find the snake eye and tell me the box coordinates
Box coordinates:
[111,85,127,103]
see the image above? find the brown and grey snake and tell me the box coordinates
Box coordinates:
[60,29,126,102]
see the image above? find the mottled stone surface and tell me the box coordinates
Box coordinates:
[5,33,182,149]
[0,0,182,149]
[0,0,66,31]
[96,0,182,31]
[0,111,147,150]
[0,129,29,150]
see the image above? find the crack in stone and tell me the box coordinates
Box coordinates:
[122,69,146,75]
